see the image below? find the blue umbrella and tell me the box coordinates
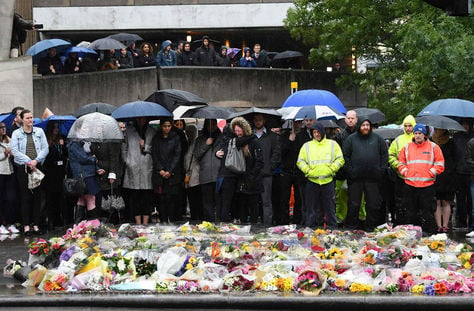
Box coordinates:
[34,115,77,137]
[26,39,72,64]
[282,89,347,114]
[64,46,98,58]
[417,98,474,118]
[0,113,15,134]
[112,101,172,120]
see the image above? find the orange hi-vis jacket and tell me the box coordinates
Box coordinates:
[398,138,445,188]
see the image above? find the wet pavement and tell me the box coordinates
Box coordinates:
[0,225,472,310]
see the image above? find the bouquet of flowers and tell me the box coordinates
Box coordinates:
[293,269,326,295]
[222,273,255,291]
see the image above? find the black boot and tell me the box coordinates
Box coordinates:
[74,205,86,224]
[87,208,99,220]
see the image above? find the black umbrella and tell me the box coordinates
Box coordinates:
[272,50,303,61]
[181,106,236,119]
[317,119,341,129]
[415,115,466,132]
[145,89,207,112]
[228,107,282,129]
[373,127,404,140]
[75,103,117,118]
[107,33,143,44]
[354,107,386,124]
[88,37,126,50]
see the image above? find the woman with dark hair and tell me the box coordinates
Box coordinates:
[151,119,183,224]
[0,122,18,233]
[10,110,49,235]
[137,42,156,67]
[42,121,68,229]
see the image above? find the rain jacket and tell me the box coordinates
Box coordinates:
[297,123,344,185]
[388,115,416,171]
[157,40,177,67]
[398,137,445,188]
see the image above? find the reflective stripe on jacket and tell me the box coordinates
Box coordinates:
[398,139,445,188]
[297,138,344,185]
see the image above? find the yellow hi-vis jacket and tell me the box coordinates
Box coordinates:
[297,138,344,185]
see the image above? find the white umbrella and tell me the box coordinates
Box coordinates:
[67,112,123,142]
[278,105,344,120]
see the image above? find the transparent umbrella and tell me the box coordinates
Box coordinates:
[67,112,123,142]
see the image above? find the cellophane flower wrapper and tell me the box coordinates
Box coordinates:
[156,247,189,275]
[38,269,72,291]
[3,259,26,278]
[23,264,47,287]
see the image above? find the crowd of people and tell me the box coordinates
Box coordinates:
[0,105,473,238]
[34,36,295,75]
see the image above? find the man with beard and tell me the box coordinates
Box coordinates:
[194,36,217,66]
[252,113,280,226]
[343,117,388,231]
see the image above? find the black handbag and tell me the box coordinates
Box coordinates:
[63,160,86,197]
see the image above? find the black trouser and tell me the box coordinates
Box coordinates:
[402,184,437,234]
[278,171,303,225]
[187,185,203,221]
[456,174,472,227]
[0,174,17,224]
[45,190,65,227]
[346,180,382,231]
[16,164,42,227]
[236,192,259,224]
[201,182,218,222]
[305,180,337,229]
[393,175,408,225]
[217,176,237,222]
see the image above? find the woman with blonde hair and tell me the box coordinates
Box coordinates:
[216,117,263,223]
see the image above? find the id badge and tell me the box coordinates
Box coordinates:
[57,160,63,166]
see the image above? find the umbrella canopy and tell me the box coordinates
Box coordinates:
[317,119,341,129]
[226,48,241,58]
[107,33,143,44]
[34,115,77,137]
[26,39,72,64]
[145,89,207,112]
[179,106,236,119]
[112,101,172,120]
[415,115,466,132]
[272,50,303,61]
[278,105,344,121]
[282,89,347,114]
[64,46,98,58]
[88,38,126,50]
[67,112,123,142]
[417,98,474,118]
[373,126,404,140]
[354,108,386,124]
[0,113,15,134]
[75,103,117,118]
[228,107,282,129]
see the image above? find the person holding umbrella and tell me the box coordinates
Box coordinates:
[37,47,64,75]
[10,110,49,236]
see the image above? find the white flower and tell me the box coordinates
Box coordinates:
[117,259,126,272]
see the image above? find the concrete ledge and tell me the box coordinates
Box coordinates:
[0,56,34,113]
[0,293,473,310]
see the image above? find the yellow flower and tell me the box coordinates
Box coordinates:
[349,282,372,293]
[335,278,347,288]
[314,229,326,235]
[411,284,425,294]
[185,263,193,270]
[188,257,197,264]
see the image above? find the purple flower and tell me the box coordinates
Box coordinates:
[59,246,76,262]
[423,284,435,296]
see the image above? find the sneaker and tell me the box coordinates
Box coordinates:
[0,226,9,235]
[466,231,474,238]
[7,225,19,234]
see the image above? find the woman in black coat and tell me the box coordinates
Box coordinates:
[151,119,183,224]
[216,117,264,223]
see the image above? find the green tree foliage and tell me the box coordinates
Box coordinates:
[284,0,474,123]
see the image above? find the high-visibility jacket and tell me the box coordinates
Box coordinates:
[297,138,344,185]
[398,138,445,188]
[388,115,416,171]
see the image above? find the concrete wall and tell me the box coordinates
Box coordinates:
[0,56,34,113]
[0,0,15,61]
[32,67,365,115]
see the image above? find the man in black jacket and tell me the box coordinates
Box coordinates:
[10,13,35,58]
[343,117,388,231]
[177,42,195,66]
[194,36,217,66]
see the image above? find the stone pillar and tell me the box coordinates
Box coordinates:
[0,0,16,61]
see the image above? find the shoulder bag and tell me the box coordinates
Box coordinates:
[224,138,246,174]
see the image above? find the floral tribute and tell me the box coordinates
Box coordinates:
[4,221,474,294]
